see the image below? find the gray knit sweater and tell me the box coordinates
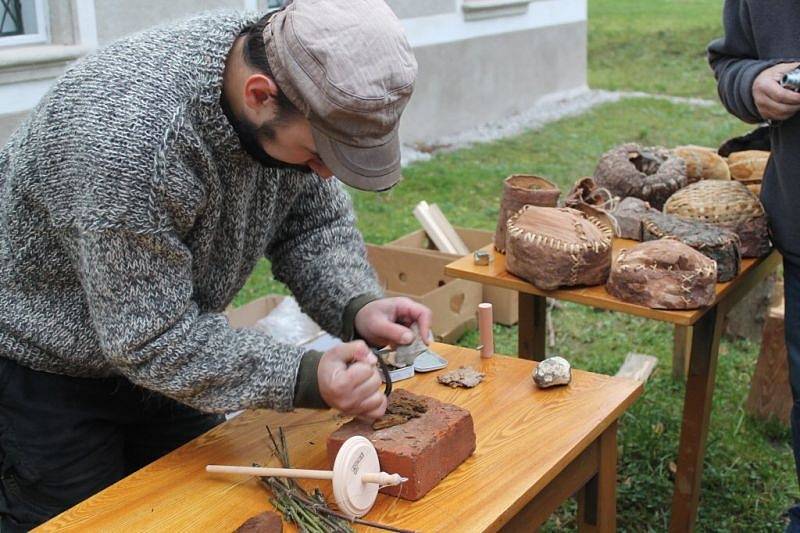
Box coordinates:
[0,12,382,413]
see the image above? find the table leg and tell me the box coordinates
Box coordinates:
[672,325,693,380]
[669,306,725,532]
[577,421,618,532]
[518,293,547,361]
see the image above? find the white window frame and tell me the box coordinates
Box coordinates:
[462,0,532,21]
[0,0,49,47]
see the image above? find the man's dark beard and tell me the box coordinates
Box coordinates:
[220,93,312,172]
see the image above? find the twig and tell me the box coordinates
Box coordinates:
[258,426,416,533]
[257,477,417,533]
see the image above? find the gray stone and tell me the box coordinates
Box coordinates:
[395,324,428,367]
[533,356,572,388]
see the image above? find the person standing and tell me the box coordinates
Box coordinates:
[709,2,800,530]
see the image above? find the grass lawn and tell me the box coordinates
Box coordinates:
[235,1,797,529]
[589,0,725,99]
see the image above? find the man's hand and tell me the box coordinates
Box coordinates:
[318,341,386,420]
[354,297,433,348]
[753,62,800,121]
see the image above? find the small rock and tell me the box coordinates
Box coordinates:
[533,356,572,388]
[235,511,283,533]
[395,324,428,366]
[437,366,485,388]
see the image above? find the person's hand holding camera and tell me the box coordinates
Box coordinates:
[753,62,800,121]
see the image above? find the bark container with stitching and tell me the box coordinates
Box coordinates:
[494,175,560,253]
[607,239,717,309]
[505,206,612,290]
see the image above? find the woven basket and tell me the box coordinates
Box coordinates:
[663,180,770,258]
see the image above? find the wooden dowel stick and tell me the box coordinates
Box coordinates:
[206,465,406,486]
[478,303,494,359]
[207,465,334,480]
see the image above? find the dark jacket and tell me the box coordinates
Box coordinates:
[708,0,800,262]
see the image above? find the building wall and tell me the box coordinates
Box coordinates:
[403,21,587,143]
[0,0,587,147]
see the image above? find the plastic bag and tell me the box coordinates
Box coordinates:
[252,296,321,346]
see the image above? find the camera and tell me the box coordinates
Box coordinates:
[781,67,800,92]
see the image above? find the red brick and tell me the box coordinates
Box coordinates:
[326,389,476,501]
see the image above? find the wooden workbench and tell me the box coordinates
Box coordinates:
[445,242,781,531]
[37,344,641,532]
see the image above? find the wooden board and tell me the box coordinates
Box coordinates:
[37,344,642,533]
[615,353,658,383]
[445,242,781,326]
[413,201,458,254]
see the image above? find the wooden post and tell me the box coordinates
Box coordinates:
[745,302,791,425]
[518,293,547,361]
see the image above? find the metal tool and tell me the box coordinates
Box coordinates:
[375,350,394,396]
[781,67,800,92]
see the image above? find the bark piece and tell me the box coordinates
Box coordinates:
[611,197,659,241]
[533,356,572,388]
[505,206,613,290]
[494,174,560,253]
[564,177,620,237]
[728,157,768,181]
[235,512,283,533]
[372,392,429,430]
[436,366,485,388]
[327,389,476,501]
[673,145,731,182]
[663,180,771,258]
[642,211,741,282]
[606,240,717,309]
[727,149,770,164]
[593,143,688,209]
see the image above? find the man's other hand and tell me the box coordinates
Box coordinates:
[354,297,433,348]
[318,341,386,420]
[753,62,800,121]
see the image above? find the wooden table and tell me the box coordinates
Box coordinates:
[445,241,781,532]
[38,344,641,533]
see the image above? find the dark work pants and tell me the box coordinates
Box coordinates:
[785,260,800,532]
[0,357,223,532]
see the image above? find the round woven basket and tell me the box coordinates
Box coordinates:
[663,180,770,258]
[664,180,763,224]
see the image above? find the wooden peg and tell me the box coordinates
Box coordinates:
[478,303,494,358]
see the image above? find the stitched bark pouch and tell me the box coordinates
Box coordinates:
[642,211,741,282]
[663,180,771,258]
[505,206,612,290]
[607,239,717,310]
[593,143,688,209]
[494,175,560,253]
